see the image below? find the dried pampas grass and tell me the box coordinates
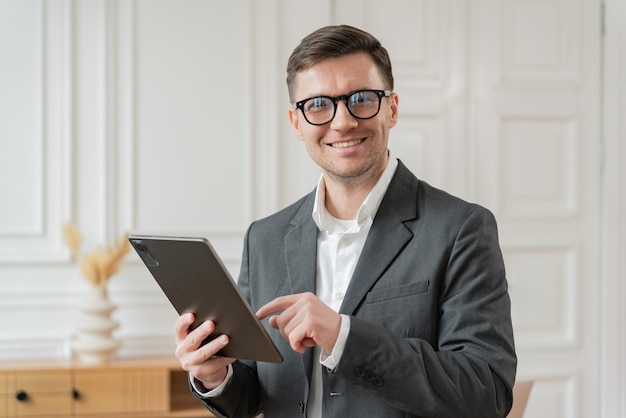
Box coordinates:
[63,224,130,288]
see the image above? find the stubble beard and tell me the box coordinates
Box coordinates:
[319,146,388,188]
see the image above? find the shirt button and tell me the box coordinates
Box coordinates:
[340,237,351,246]
[335,292,344,301]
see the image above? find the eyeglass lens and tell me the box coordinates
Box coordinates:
[300,90,385,125]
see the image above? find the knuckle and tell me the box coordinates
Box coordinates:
[187,334,198,346]
[179,358,191,371]
[197,344,208,359]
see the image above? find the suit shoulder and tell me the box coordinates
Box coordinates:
[391,160,495,223]
[417,180,496,223]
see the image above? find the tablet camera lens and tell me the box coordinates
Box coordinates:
[131,239,159,267]
[134,241,147,253]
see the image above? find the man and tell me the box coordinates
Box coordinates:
[175,24,516,417]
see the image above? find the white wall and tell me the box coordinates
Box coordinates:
[0,0,623,416]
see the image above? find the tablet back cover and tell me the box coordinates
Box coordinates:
[129,235,282,363]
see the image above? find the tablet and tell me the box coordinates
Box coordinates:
[129,234,283,364]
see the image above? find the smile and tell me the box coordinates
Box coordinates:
[330,138,365,148]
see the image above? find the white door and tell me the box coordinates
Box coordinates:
[470,1,601,417]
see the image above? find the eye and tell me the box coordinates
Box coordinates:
[350,92,366,104]
[305,97,331,113]
[349,91,376,106]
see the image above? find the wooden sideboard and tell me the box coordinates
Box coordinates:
[0,357,214,417]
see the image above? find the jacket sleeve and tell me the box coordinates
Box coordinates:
[332,207,517,417]
[192,360,261,418]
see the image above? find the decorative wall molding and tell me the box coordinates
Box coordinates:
[249,0,281,220]
[505,244,580,349]
[519,369,580,418]
[0,335,177,361]
[114,335,177,358]
[499,115,579,220]
[0,0,74,263]
[0,289,78,309]
[499,0,581,88]
[0,337,73,360]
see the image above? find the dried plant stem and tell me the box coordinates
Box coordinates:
[63,224,130,287]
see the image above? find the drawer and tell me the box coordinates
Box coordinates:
[9,371,73,416]
[12,393,73,416]
[14,371,72,393]
[73,368,169,414]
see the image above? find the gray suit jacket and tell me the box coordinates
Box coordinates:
[196,160,517,417]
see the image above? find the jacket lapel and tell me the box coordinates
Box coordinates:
[284,192,318,386]
[284,193,318,295]
[340,161,420,316]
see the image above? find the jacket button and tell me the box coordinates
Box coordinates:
[365,371,375,381]
[372,376,384,386]
[354,366,366,378]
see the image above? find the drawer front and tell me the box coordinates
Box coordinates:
[73,371,126,414]
[13,393,73,416]
[73,368,169,414]
[9,372,73,416]
[14,372,72,393]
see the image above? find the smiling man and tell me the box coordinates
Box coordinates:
[174,25,517,418]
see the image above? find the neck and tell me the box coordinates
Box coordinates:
[323,167,385,220]
[324,184,369,220]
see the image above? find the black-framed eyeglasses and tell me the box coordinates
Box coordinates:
[295,89,392,126]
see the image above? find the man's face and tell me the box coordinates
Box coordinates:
[288,52,398,186]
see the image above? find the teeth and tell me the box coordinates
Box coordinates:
[331,139,363,148]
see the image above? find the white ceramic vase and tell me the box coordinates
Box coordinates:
[71,284,121,364]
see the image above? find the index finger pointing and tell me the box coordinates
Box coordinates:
[256,294,297,319]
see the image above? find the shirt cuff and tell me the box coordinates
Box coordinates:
[320,314,350,370]
[188,363,233,398]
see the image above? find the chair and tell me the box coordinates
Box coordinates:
[506,380,534,418]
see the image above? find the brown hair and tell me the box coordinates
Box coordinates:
[286,25,394,103]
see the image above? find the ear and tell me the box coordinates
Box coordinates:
[388,93,399,129]
[288,107,304,140]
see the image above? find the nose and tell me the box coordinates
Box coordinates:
[330,100,358,130]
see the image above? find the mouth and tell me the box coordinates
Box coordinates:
[329,138,365,148]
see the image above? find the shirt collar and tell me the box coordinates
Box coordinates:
[312,152,398,233]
